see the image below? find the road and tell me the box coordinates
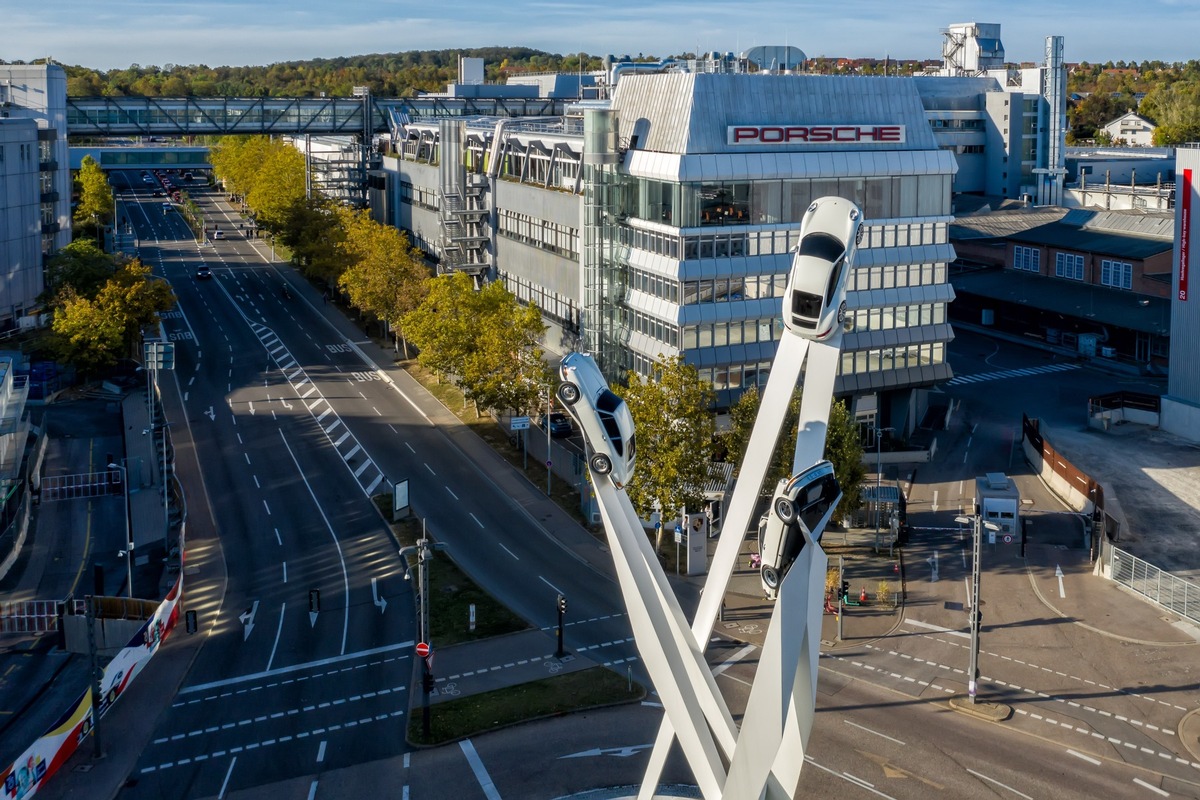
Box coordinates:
[60,176,1197,799]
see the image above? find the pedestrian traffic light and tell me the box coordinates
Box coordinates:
[557,594,567,614]
[840,581,850,601]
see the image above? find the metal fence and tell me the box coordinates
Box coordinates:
[1109,545,1199,625]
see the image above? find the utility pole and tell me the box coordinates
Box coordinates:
[957,513,998,704]
[400,522,447,739]
[87,596,104,759]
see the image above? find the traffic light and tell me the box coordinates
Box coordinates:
[840,581,850,601]
[422,670,435,692]
[557,594,567,615]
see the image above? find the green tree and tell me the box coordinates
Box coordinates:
[459,286,550,415]
[247,143,306,231]
[278,195,349,281]
[616,355,717,550]
[400,272,477,381]
[823,400,866,523]
[73,155,114,236]
[43,238,113,299]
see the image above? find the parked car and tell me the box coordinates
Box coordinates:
[538,412,573,438]
[759,460,842,599]
[783,197,863,341]
[195,265,212,280]
[556,353,636,488]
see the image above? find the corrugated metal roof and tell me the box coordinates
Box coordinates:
[611,72,939,155]
[950,208,1069,240]
[1007,221,1173,260]
[952,269,1170,335]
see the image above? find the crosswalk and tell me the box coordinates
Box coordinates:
[251,321,387,498]
[945,362,1081,387]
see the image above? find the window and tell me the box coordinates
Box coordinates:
[1013,246,1040,273]
[1055,252,1085,281]
[1100,259,1133,290]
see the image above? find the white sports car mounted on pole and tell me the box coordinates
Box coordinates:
[759,460,842,600]
[557,352,637,488]
[783,197,863,341]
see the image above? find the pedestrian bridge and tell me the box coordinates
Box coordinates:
[66,95,565,137]
[70,145,211,171]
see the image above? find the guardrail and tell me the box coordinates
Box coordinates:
[1108,544,1199,626]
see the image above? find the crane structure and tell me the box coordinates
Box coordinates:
[570,198,863,799]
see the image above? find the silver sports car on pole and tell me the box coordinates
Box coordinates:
[783,197,863,341]
[760,460,842,599]
[557,353,637,488]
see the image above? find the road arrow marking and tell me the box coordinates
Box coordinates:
[309,610,319,627]
[205,405,216,421]
[371,577,387,614]
[248,401,256,415]
[559,744,653,759]
[239,600,259,640]
[931,490,939,512]
[1055,564,1066,598]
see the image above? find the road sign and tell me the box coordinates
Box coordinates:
[546,460,552,468]
[1003,534,1012,544]
[415,642,430,658]
[674,531,683,544]
[510,416,531,431]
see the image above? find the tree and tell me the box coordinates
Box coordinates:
[459,285,550,415]
[278,195,349,281]
[337,209,430,356]
[823,400,866,524]
[43,238,113,300]
[73,155,114,235]
[400,272,478,380]
[247,144,306,231]
[720,385,803,490]
[617,355,717,551]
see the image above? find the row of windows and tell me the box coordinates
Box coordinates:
[624,222,949,262]
[503,272,581,332]
[631,264,947,309]
[851,303,946,331]
[681,341,949,393]
[1013,245,1040,272]
[682,319,780,350]
[399,181,438,211]
[930,119,984,130]
[1055,252,1085,281]
[628,309,680,348]
[627,175,952,228]
[498,210,579,259]
[1101,259,1134,290]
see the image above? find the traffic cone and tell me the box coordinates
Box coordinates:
[859,586,868,604]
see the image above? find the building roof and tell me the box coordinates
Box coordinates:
[610,72,940,155]
[950,207,1069,240]
[1007,220,1173,260]
[951,268,1170,335]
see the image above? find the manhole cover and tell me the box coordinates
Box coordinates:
[72,764,94,773]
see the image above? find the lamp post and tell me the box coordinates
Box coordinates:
[955,512,1000,703]
[874,426,895,553]
[108,462,133,598]
[399,525,448,739]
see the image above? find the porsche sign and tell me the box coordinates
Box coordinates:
[727,124,906,145]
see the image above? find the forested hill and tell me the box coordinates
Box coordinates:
[45,47,606,98]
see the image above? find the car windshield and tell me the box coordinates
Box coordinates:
[796,473,840,535]
[791,290,822,321]
[798,231,845,262]
[598,410,623,456]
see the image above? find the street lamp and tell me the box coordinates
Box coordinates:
[955,512,1000,704]
[108,462,133,598]
[873,426,895,553]
[399,526,449,739]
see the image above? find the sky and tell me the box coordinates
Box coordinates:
[2,0,1197,71]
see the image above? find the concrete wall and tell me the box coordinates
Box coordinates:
[1160,396,1200,444]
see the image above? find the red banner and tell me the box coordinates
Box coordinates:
[1181,168,1192,302]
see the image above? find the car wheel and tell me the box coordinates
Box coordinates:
[557,382,580,405]
[761,565,780,589]
[774,496,795,523]
[836,300,847,325]
[590,453,612,475]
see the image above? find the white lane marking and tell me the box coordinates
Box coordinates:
[1056,564,1066,598]
[316,740,327,763]
[405,442,415,453]
[306,780,319,800]
[539,575,564,595]
[253,475,260,489]
[263,500,271,516]
[1067,749,1101,766]
[282,562,287,583]
[965,768,1033,799]
[470,513,484,528]
[446,487,459,501]
[424,462,435,475]
[499,543,519,560]
[218,756,237,799]
[280,430,350,656]
[459,739,502,800]
[274,528,282,546]
[964,577,972,606]
[802,755,897,799]
[901,618,970,639]
[266,602,286,672]
[712,644,756,677]
[844,719,906,746]
[1133,778,1170,797]
[179,642,413,694]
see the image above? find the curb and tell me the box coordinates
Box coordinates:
[1179,707,1200,765]
[948,695,1012,722]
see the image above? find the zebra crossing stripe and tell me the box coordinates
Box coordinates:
[947,363,1080,386]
